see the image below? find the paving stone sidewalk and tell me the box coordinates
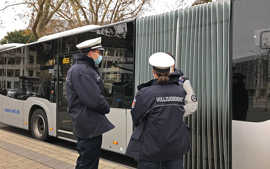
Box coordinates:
[0,124,132,169]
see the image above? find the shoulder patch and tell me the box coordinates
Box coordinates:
[179,76,185,84]
[191,95,197,102]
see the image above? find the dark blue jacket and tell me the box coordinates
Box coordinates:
[126,79,191,161]
[137,69,185,90]
[66,53,114,139]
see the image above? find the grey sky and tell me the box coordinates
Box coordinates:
[0,0,28,39]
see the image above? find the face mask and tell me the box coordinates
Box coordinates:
[94,55,103,65]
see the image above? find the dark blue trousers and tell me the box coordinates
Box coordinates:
[138,158,183,169]
[75,135,102,169]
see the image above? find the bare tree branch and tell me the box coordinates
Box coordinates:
[100,0,113,23]
[25,0,149,38]
[76,0,90,24]
[45,0,65,25]
[110,0,120,23]
[94,0,103,24]
[70,0,82,25]
[32,0,46,38]
[55,9,75,26]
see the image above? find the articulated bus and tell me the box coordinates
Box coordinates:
[0,0,269,169]
[0,22,135,155]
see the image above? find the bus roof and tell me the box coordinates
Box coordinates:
[0,43,25,52]
[0,19,135,53]
[34,19,135,44]
[37,25,101,43]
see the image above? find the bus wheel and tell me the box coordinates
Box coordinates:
[31,109,48,140]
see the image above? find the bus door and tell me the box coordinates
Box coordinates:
[57,53,74,138]
[99,47,134,154]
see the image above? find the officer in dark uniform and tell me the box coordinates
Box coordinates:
[66,37,114,169]
[126,52,191,169]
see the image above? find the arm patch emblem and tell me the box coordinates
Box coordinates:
[191,95,197,102]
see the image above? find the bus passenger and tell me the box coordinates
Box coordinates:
[66,37,114,169]
[126,52,192,169]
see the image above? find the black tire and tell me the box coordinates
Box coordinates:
[30,109,48,140]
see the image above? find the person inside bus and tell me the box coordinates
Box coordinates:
[66,37,114,169]
[126,52,193,169]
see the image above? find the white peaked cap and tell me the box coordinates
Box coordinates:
[149,52,175,69]
[76,37,102,49]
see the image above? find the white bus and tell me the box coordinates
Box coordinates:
[0,0,270,168]
[0,21,135,155]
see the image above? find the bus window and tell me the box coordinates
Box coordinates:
[57,54,73,132]
[100,48,134,109]
[233,55,270,122]
[232,0,270,122]
[56,21,134,133]
[27,42,57,102]
[0,42,57,102]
